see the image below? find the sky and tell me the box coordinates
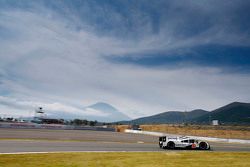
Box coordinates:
[0,0,250,119]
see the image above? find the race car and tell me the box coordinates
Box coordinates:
[159,136,210,150]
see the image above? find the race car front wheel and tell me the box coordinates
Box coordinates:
[167,141,175,149]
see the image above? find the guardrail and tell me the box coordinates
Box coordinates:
[124,129,250,144]
[0,122,115,131]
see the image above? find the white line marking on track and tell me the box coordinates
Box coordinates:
[0,151,163,155]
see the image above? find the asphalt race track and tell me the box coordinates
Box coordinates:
[0,128,250,153]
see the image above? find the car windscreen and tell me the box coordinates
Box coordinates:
[189,139,195,143]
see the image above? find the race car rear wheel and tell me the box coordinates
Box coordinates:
[199,142,208,150]
[167,141,175,149]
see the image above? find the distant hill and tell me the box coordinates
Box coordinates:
[193,102,250,125]
[121,109,208,124]
[119,102,250,125]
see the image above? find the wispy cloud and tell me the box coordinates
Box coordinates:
[0,1,249,119]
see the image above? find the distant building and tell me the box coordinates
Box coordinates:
[212,120,219,126]
[32,107,64,124]
[130,124,142,130]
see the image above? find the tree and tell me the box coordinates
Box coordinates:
[89,121,97,126]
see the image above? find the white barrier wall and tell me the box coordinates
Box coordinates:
[124,129,250,144]
[0,122,115,131]
[0,122,72,129]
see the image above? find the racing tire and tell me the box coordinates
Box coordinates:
[199,142,208,150]
[167,141,175,149]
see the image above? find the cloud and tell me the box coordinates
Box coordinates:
[0,1,250,119]
[0,96,110,118]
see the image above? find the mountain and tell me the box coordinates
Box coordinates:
[122,109,208,124]
[42,102,131,122]
[84,102,131,122]
[120,102,250,125]
[194,102,250,125]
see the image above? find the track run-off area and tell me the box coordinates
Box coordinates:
[0,128,250,153]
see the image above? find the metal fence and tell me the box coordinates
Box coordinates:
[0,122,115,131]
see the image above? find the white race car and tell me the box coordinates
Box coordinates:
[159,136,210,150]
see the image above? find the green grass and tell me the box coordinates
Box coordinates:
[0,152,250,167]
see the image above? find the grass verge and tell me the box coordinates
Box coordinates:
[0,152,249,167]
